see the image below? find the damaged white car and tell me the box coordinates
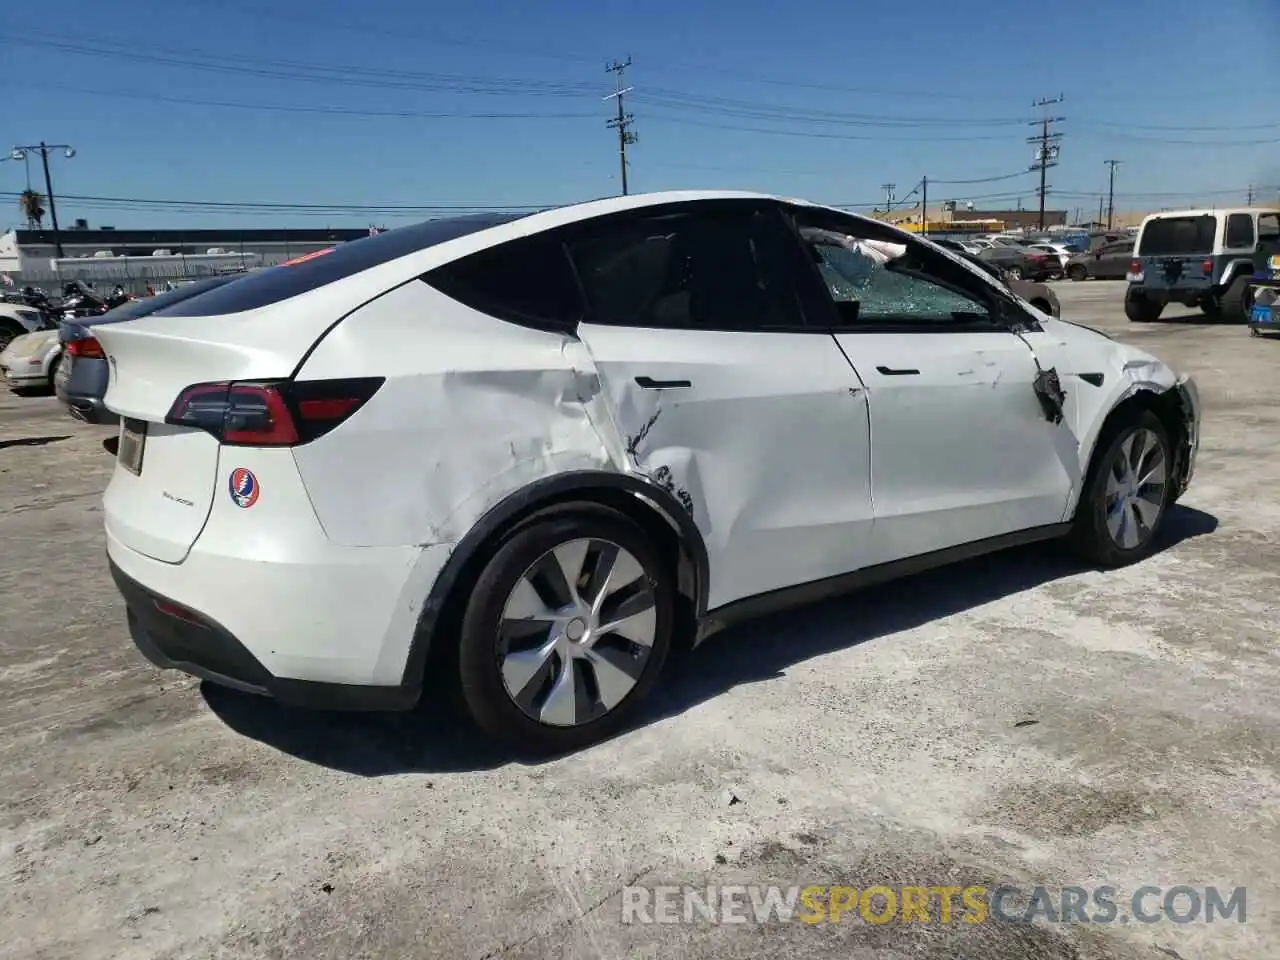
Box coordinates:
[95,191,1200,752]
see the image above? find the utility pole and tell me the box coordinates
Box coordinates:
[1104,159,1121,230]
[1027,96,1064,232]
[921,176,928,234]
[11,142,76,258]
[604,58,637,196]
[1098,195,1105,225]
[881,183,896,214]
[1247,184,1256,205]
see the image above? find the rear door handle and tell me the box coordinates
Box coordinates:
[875,365,920,376]
[635,376,692,389]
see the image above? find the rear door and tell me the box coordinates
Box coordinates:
[1136,215,1217,292]
[567,200,876,609]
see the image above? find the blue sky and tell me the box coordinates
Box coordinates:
[3,0,1279,229]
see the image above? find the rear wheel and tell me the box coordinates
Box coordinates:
[1071,410,1172,567]
[457,505,674,753]
[1067,264,1088,282]
[1124,288,1163,323]
[1221,275,1252,324]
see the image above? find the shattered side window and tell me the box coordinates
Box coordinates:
[801,227,990,325]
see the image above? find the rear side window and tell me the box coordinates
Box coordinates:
[423,233,583,333]
[1138,215,1217,256]
[566,207,807,332]
[1260,214,1280,242]
[1225,213,1255,249]
[155,213,528,317]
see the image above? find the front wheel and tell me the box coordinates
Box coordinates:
[1067,264,1088,282]
[1071,410,1173,568]
[457,505,674,753]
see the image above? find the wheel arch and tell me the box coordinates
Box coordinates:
[1072,384,1194,519]
[399,470,710,694]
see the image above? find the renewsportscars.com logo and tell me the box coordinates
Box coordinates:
[621,884,1247,926]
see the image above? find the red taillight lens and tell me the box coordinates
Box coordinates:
[1202,259,1213,275]
[165,378,383,447]
[1129,260,1141,275]
[66,337,105,359]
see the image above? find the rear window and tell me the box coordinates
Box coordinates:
[88,275,238,325]
[155,213,529,317]
[1138,215,1217,256]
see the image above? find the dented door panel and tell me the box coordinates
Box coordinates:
[577,323,874,610]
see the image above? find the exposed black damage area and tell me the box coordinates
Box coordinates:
[625,409,661,459]
[652,465,695,515]
[624,408,696,516]
[1033,366,1067,424]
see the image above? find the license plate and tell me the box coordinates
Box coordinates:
[1252,305,1272,324]
[118,418,147,475]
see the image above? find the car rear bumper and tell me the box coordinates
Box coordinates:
[106,520,455,710]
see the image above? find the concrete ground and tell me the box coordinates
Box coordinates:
[1,281,1277,960]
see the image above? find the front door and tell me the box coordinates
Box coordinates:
[566,201,875,610]
[786,205,1076,566]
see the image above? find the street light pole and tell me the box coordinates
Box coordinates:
[11,142,76,258]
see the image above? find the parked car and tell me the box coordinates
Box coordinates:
[0,302,55,353]
[1125,207,1280,323]
[95,191,1200,753]
[977,244,1058,281]
[0,328,62,392]
[1028,242,1073,271]
[931,239,1061,316]
[1065,238,1136,281]
[56,275,241,424]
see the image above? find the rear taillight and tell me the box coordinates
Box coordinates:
[1202,259,1213,275]
[66,337,105,359]
[1129,260,1141,275]
[165,378,384,446]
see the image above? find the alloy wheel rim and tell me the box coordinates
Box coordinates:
[498,538,657,727]
[1104,427,1167,550]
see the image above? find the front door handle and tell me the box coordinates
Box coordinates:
[635,376,692,389]
[875,365,920,376]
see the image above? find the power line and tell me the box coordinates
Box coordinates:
[5,82,597,120]
[605,58,638,196]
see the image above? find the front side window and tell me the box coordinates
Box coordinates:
[1258,214,1280,243]
[793,212,994,329]
[1225,213,1255,249]
[566,206,806,332]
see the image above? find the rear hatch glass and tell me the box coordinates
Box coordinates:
[155,213,529,318]
[1138,216,1216,257]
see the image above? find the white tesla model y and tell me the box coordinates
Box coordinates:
[96,191,1200,752]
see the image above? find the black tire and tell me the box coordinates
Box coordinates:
[1070,409,1173,568]
[1067,264,1088,282]
[45,354,60,390]
[1124,289,1162,323]
[457,503,674,753]
[1221,275,1252,324]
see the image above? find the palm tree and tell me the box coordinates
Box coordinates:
[18,189,45,228]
